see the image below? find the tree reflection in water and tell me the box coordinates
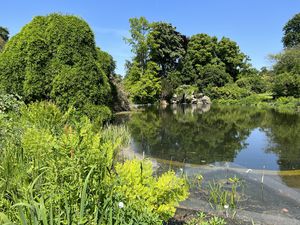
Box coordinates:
[122,104,300,174]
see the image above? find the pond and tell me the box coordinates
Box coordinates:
[116,104,300,224]
[119,104,300,172]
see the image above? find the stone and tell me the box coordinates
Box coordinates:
[160,100,168,106]
[282,208,289,213]
[109,76,131,112]
[201,96,211,105]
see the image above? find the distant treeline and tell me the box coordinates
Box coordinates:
[124,14,300,104]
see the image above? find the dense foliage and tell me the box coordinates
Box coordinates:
[0,14,189,224]
[282,13,300,48]
[124,61,161,104]
[270,45,300,98]
[96,47,131,112]
[124,14,300,105]
[123,17,163,104]
[0,101,188,224]
[124,17,250,104]
[148,22,187,78]
[0,14,112,121]
[182,34,247,84]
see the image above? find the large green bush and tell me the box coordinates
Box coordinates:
[236,75,269,93]
[273,72,300,98]
[208,83,251,100]
[124,61,161,104]
[103,159,189,224]
[197,65,233,91]
[0,14,111,113]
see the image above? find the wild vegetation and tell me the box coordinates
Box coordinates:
[0,14,188,224]
[185,212,226,225]
[124,14,300,110]
[0,10,299,225]
[0,14,130,125]
[0,99,188,224]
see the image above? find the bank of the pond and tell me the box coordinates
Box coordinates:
[120,146,300,176]
[118,95,300,116]
[119,146,300,225]
[117,103,300,224]
[122,148,300,225]
[213,95,300,114]
[168,208,254,225]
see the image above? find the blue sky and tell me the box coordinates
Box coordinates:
[1,1,299,75]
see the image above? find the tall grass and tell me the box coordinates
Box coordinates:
[0,102,130,224]
[0,101,188,224]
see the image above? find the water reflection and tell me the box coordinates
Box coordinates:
[123,104,300,172]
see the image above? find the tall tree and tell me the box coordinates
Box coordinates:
[0,27,9,51]
[270,46,300,98]
[185,33,220,67]
[124,17,150,71]
[217,37,248,81]
[271,46,300,75]
[181,34,248,87]
[96,47,116,78]
[181,33,221,86]
[282,13,300,48]
[124,61,161,104]
[148,22,187,77]
[97,48,130,112]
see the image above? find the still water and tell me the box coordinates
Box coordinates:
[120,104,300,171]
[118,104,300,221]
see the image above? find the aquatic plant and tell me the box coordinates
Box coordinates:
[208,176,243,209]
[189,173,204,190]
[186,212,226,225]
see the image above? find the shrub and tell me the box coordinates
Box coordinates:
[104,159,189,223]
[0,14,111,112]
[272,72,300,98]
[0,102,118,222]
[20,101,70,133]
[197,65,233,91]
[0,102,189,224]
[273,96,300,113]
[236,75,268,93]
[81,103,112,126]
[208,83,251,100]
